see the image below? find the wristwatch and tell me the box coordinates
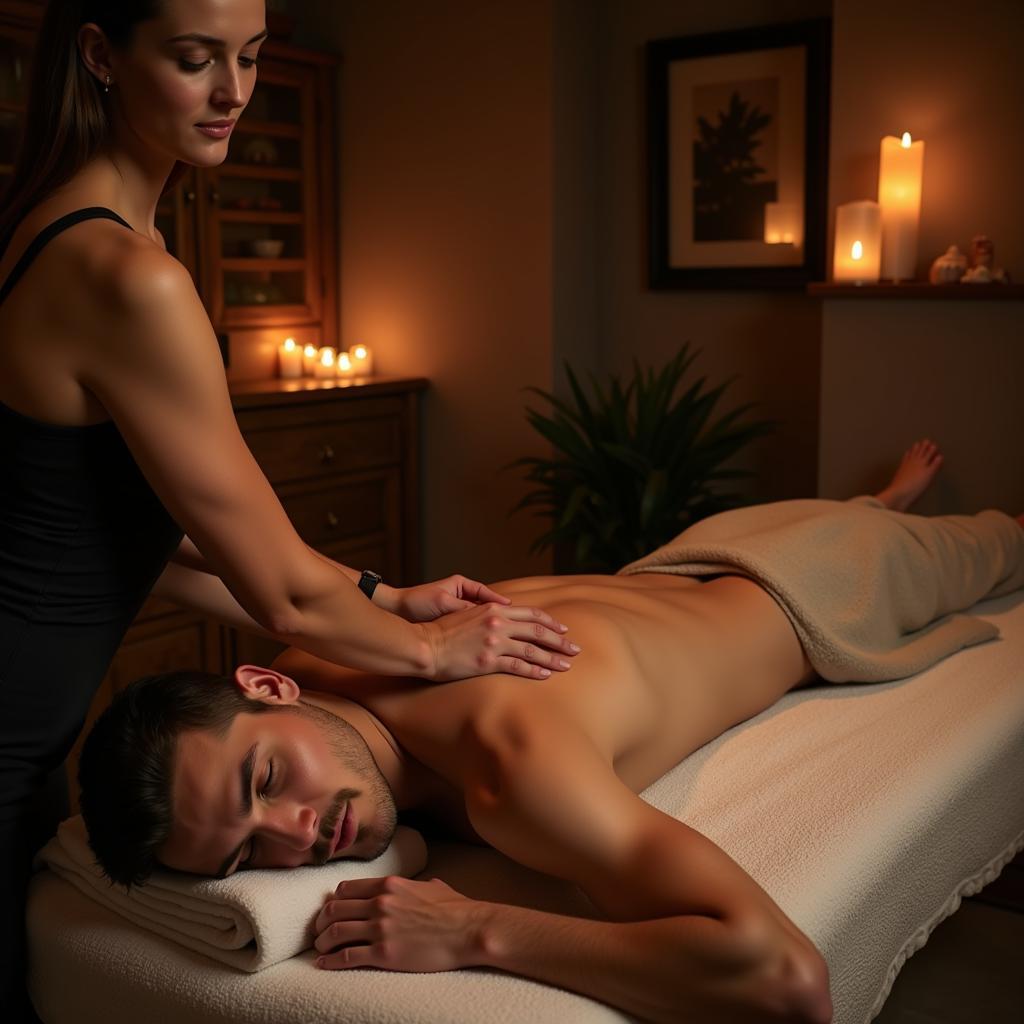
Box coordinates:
[358,569,383,601]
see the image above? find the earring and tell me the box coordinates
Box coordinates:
[104,75,111,94]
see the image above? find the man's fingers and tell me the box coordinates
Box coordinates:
[315,919,374,954]
[331,876,390,899]
[314,897,374,934]
[316,944,377,970]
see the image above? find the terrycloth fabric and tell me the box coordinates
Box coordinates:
[620,497,1024,682]
[27,593,1024,1024]
[34,815,427,972]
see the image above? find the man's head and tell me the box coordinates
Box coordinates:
[79,666,397,886]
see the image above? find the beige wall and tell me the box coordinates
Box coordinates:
[820,0,1024,513]
[299,2,556,581]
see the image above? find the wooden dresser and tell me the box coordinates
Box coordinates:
[65,376,427,806]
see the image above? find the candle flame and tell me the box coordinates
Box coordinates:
[851,240,864,261]
[304,343,317,357]
[901,131,912,147]
[782,232,794,244]
[338,352,353,370]
[766,231,780,244]
[283,337,296,351]
[320,349,335,368]
[353,344,368,359]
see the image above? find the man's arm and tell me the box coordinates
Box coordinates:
[314,697,832,1023]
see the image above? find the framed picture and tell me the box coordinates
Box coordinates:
[647,19,830,289]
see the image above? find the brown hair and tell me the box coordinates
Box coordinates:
[0,0,186,245]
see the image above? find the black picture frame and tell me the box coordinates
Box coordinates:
[647,19,831,290]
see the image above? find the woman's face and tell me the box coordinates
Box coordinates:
[104,0,268,168]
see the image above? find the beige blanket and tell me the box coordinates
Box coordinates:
[620,497,1024,682]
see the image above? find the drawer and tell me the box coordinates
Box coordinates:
[279,471,400,547]
[244,414,402,486]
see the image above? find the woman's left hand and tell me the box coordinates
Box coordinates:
[383,575,511,623]
[313,876,481,972]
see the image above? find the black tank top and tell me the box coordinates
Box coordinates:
[0,208,183,718]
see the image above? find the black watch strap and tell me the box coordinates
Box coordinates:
[358,569,383,600]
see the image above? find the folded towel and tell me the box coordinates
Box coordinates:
[35,815,428,972]
[620,497,1024,682]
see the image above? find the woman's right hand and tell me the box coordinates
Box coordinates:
[420,603,581,682]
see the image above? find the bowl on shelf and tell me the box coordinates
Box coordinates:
[249,238,285,259]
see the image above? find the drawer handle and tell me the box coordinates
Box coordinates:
[326,511,340,529]
[318,443,336,464]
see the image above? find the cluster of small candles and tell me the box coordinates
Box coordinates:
[276,338,374,380]
[833,131,925,284]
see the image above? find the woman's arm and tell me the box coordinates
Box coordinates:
[82,249,575,680]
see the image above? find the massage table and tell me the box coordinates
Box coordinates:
[27,591,1024,1024]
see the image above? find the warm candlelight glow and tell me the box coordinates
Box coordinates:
[277,336,302,379]
[302,343,319,375]
[878,133,925,280]
[763,202,802,247]
[348,343,374,377]
[314,347,337,379]
[833,200,881,283]
[336,351,356,379]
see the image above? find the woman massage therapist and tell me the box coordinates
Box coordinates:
[0,1,579,1017]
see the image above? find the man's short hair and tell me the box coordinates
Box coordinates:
[78,670,274,888]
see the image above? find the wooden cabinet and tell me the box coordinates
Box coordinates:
[65,378,427,806]
[0,3,339,342]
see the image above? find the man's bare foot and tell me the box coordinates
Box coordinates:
[875,439,944,512]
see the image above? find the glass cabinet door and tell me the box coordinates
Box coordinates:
[0,25,34,201]
[203,58,321,327]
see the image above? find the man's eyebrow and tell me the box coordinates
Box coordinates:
[167,29,269,47]
[215,742,258,878]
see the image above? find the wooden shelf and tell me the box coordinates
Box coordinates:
[222,257,306,271]
[228,375,428,409]
[808,282,1024,300]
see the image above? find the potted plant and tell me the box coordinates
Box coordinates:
[510,344,774,572]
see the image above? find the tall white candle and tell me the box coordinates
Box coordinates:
[878,132,925,281]
[314,347,337,379]
[277,337,303,379]
[833,201,881,284]
[349,343,374,377]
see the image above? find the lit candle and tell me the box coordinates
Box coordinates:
[349,343,374,376]
[277,337,303,379]
[336,350,356,379]
[314,347,337,379]
[302,343,319,376]
[832,200,881,284]
[763,202,801,246]
[878,131,925,281]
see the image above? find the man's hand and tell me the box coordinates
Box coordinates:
[313,876,482,972]
[420,602,581,681]
[380,575,510,622]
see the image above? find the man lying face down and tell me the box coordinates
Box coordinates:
[78,444,1024,1024]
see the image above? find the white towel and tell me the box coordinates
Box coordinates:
[35,815,428,972]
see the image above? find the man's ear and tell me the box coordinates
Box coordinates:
[234,665,301,705]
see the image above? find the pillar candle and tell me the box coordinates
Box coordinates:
[349,343,374,376]
[277,337,303,379]
[832,201,881,284]
[314,347,337,379]
[336,350,356,379]
[878,132,924,281]
[302,343,319,376]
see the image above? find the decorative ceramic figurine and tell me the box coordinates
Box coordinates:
[961,234,1009,284]
[928,245,968,284]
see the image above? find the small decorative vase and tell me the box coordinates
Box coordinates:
[928,245,968,284]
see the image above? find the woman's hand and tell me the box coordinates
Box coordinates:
[380,575,512,623]
[313,876,482,973]
[420,602,580,681]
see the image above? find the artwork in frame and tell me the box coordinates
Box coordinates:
[647,19,831,289]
